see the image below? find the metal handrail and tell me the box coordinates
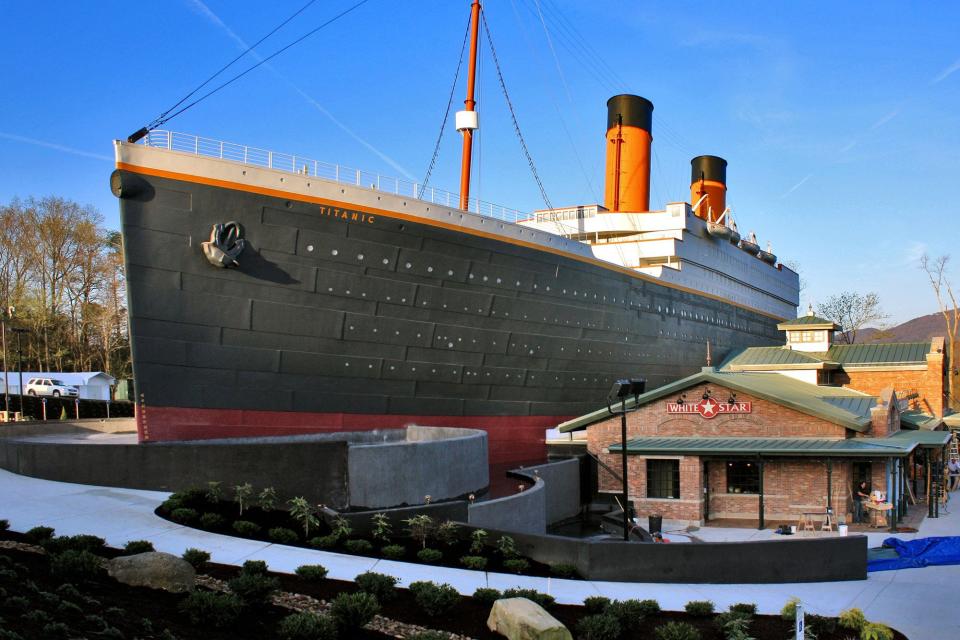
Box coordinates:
[140,130,526,223]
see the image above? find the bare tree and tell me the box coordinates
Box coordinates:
[816,291,888,344]
[920,254,959,410]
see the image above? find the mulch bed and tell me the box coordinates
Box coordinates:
[0,529,909,639]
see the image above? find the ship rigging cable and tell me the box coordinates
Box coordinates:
[418,14,472,199]
[481,10,553,211]
[128,0,371,142]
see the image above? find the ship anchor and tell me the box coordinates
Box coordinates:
[201,222,246,268]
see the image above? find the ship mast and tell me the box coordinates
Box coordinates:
[457,0,482,211]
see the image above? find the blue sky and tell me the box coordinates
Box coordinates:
[1,0,958,324]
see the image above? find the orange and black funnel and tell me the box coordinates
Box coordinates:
[690,155,727,221]
[604,95,654,212]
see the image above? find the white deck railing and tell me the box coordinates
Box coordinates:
[141,130,526,224]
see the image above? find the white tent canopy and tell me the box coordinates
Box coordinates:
[0,372,117,401]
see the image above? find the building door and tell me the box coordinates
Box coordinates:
[702,462,710,522]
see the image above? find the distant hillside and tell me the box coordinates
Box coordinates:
[859,309,955,343]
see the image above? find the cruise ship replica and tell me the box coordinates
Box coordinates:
[111,4,798,465]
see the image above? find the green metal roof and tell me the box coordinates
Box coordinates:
[885,429,952,448]
[720,341,931,372]
[608,436,915,457]
[777,314,838,329]
[899,410,942,431]
[826,342,930,367]
[720,346,831,370]
[558,369,876,433]
[944,412,960,429]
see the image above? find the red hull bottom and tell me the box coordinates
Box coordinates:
[136,406,570,465]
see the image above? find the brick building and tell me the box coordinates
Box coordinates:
[558,313,952,529]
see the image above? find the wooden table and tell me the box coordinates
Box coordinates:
[863,501,893,528]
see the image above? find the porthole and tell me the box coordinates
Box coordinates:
[382,258,390,265]
[331,249,339,256]
[357,254,364,261]
[307,245,314,252]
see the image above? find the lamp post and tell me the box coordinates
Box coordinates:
[10,327,28,416]
[1,306,10,415]
[607,378,646,541]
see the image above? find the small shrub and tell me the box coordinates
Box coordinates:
[331,515,352,540]
[502,588,555,609]
[289,498,320,538]
[436,520,460,546]
[37,590,61,607]
[780,596,801,621]
[268,527,300,544]
[469,528,487,554]
[22,609,52,624]
[232,520,261,536]
[459,555,487,570]
[583,595,612,614]
[40,622,71,639]
[258,487,278,512]
[170,508,199,525]
[199,513,225,529]
[637,599,662,616]
[495,535,519,559]
[354,571,399,603]
[295,565,328,582]
[409,581,459,617]
[233,482,253,515]
[416,548,442,564]
[550,562,578,578]
[178,591,242,628]
[730,603,757,616]
[277,612,337,640]
[56,600,83,617]
[241,559,269,575]
[329,592,379,630]
[0,630,22,640]
[654,621,701,640]
[609,599,646,627]
[205,481,223,503]
[576,613,621,640]
[309,534,339,550]
[228,572,279,607]
[169,488,206,506]
[861,622,894,640]
[685,600,715,616]
[472,587,501,606]
[344,539,374,554]
[502,558,529,574]
[55,583,82,601]
[404,514,434,549]
[808,613,837,635]
[839,608,867,631]
[49,550,103,581]
[43,534,106,554]
[182,548,210,571]
[84,613,108,629]
[381,544,406,559]
[123,540,155,555]
[0,520,7,531]
[160,498,182,512]
[370,513,392,543]
[5,595,29,610]
[97,627,124,640]
[719,615,754,640]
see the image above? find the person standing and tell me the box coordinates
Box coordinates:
[854,479,870,524]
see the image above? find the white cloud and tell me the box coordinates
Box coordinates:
[931,58,960,84]
[0,132,112,162]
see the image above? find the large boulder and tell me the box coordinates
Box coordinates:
[487,597,572,640]
[107,552,195,593]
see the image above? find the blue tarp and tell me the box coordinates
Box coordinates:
[867,536,960,572]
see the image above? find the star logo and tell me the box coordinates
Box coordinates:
[698,398,718,418]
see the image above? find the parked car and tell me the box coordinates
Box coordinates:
[25,378,79,398]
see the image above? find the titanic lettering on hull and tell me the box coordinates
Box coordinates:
[665,399,752,419]
[317,205,375,224]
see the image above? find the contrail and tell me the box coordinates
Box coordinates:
[932,58,960,84]
[186,0,416,181]
[0,132,112,162]
[779,173,812,199]
[870,108,900,130]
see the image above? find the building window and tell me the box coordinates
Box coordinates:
[647,459,680,499]
[726,461,760,494]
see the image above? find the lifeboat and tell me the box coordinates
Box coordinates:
[758,241,777,265]
[739,231,760,255]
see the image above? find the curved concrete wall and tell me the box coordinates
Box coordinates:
[348,426,488,509]
[521,458,581,524]
[468,475,547,534]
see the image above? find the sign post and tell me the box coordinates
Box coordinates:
[41,397,47,421]
[795,602,805,640]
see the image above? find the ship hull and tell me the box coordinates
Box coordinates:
[117,165,783,464]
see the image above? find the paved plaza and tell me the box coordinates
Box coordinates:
[1,468,957,638]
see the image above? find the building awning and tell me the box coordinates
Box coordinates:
[885,429,952,448]
[900,410,942,431]
[944,412,960,430]
[608,436,917,457]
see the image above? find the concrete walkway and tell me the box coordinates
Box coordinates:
[1,469,956,639]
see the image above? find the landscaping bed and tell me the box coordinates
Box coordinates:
[155,486,575,579]
[0,523,906,640]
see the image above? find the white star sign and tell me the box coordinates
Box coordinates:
[698,398,718,418]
